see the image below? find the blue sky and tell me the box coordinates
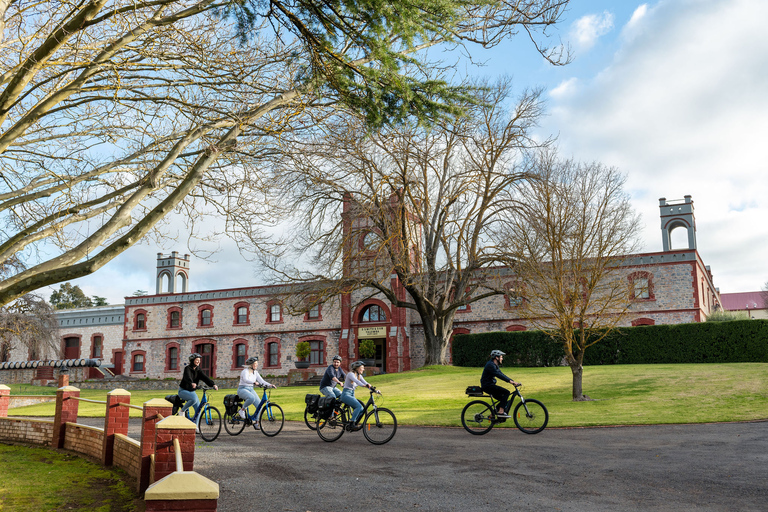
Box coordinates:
[58,0,768,304]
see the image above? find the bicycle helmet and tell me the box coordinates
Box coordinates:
[245,356,258,365]
[332,355,342,362]
[189,352,202,363]
[350,360,365,370]
[490,349,506,359]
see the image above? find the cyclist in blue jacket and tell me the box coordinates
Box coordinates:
[319,355,346,399]
[480,350,520,417]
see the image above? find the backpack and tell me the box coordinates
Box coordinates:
[305,394,321,414]
[316,395,337,420]
[465,386,484,397]
[223,394,243,416]
[164,394,183,415]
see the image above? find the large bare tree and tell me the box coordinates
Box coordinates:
[502,150,642,400]
[0,0,570,307]
[265,80,549,365]
[0,293,58,362]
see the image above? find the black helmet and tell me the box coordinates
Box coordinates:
[189,352,202,363]
[332,355,342,362]
[245,356,258,366]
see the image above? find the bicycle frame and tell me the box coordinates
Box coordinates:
[254,386,278,421]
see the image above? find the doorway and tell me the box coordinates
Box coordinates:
[196,343,215,377]
[373,338,386,372]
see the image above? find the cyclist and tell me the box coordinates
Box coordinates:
[340,360,375,431]
[319,355,346,399]
[480,349,520,417]
[236,356,276,429]
[178,353,218,418]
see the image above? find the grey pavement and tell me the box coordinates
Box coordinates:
[77,418,768,511]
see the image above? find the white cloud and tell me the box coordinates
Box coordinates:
[542,0,768,292]
[549,77,579,99]
[570,11,615,52]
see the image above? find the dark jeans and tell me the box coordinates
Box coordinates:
[482,384,511,412]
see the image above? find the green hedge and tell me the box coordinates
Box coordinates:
[453,319,768,367]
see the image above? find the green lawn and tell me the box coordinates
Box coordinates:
[7,363,768,428]
[0,443,143,512]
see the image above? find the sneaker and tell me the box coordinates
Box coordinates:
[253,423,260,430]
[238,409,246,419]
[496,412,510,418]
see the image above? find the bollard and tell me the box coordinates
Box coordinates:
[102,389,131,466]
[0,385,10,417]
[139,398,173,493]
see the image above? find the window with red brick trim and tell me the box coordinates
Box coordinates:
[266,301,283,324]
[506,325,527,331]
[167,307,182,329]
[265,339,281,367]
[197,304,214,328]
[232,341,248,369]
[131,350,146,373]
[628,271,655,301]
[631,318,655,326]
[360,304,387,322]
[90,334,104,358]
[304,303,322,322]
[234,302,250,325]
[132,309,148,331]
[165,343,181,372]
[299,337,326,365]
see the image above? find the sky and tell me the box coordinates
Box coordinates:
[54,0,768,304]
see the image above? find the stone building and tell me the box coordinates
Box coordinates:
[0,194,725,380]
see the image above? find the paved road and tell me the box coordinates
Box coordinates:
[77,417,768,511]
[191,420,767,512]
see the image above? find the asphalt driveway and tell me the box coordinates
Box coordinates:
[186,420,768,512]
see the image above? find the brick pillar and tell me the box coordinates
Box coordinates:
[58,372,69,387]
[102,389,131,466]
[52,385,80,449]
[0,385,10,417]
[139,398,173,493]
[153,416,196,482]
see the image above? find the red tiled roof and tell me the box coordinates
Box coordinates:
[719,291,766,311]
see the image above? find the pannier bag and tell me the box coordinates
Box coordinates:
[316,395,337,420]
[305,394,321,414]
[465,386,484,397]
[164,394,184,415]
[223,394,243,416]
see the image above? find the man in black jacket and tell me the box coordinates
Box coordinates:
[480,350,520,417]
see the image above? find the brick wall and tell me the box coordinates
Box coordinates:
[0,418,53,445]
[63,423,104,460]
[113,433,141,480]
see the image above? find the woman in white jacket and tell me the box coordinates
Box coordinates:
[237,356,275,428]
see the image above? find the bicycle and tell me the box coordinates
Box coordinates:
[315,388,397,445]
[223,385,284,437]
[461,384,548,435]
[164,386,221,442]
[304,390,363,431]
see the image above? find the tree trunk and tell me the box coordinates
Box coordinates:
[570,363,593,401]
[422,316,450,366]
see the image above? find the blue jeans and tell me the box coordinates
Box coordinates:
[178,388,199,418]
[320,386,342,399]
[341,388,364,423]
[237,386,261,417]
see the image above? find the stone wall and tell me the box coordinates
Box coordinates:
[63,423,104,460]
[0,417,53,445]
[113,433,141,480]
[8,395,56,408]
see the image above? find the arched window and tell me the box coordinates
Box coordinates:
[233,341,247,368]
[91,335,103,358]
[628,271,655,301]
[133,310,148,331]
[167,345,179,371]
[266,301,283,323]
[234,303,250,325]
[265,339,281,367]
[198,305,214,327]
[132,352,146,373]
[631,318,655,326]
[360,304,387,322]
[167,307,182,329]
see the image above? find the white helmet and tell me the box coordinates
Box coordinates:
[490,350,506,358]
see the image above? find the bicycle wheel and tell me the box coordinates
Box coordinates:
[224,410,246,436]
[259,403,284,437]
[198,406,221,442]
[362,407,397,445]
[461,400,495,435]
[304,407,318,431]
[316,408,345,442]
[513,399,548,434]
